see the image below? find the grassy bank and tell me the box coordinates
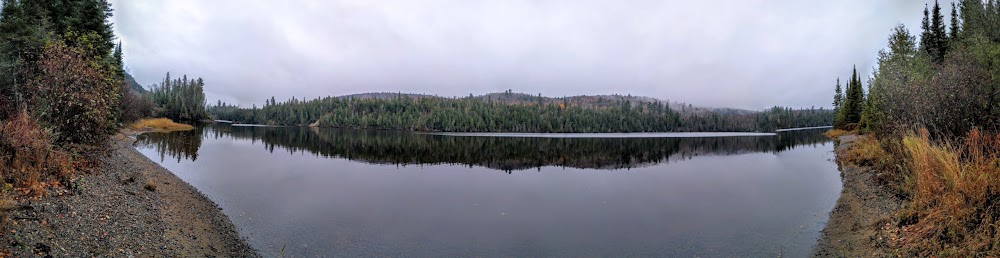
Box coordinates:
[129,118,194,133]
[829,128,1000,256]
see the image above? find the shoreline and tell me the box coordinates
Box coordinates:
[1,131,257,256]
[812,134,906,257]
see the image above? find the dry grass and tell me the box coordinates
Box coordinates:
[0,111,76,196]
[895,128,1000,256]
[825,129,852,139]
[130,118,194,133]
[144,179,157,192]
[840,135,892,168]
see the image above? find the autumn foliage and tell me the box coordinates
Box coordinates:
[25,40,122,146]
[0,110,75,195]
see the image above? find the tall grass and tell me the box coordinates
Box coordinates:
[898,128,1000,255]
[129,118,194,132]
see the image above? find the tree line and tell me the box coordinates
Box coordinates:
[145,72,208,121]
[834,0,1000,138]
[208,93,833,133]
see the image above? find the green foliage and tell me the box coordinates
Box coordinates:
[833,78,843,109]
[922,1,956,63]
[846,0,1000,140]
[836,66,866,129]
[146,73,208,121]
[208,94,834,133]
[862,24,924,134]
[959,0,1000,42]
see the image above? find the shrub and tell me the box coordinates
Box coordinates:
[24,40,121,145]
[120,90,153,124]
[0,110,74,195]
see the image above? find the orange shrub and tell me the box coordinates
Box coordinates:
[0,111,74,195]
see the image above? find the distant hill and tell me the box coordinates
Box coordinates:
[125,72,145,93]
[334,91,739,115]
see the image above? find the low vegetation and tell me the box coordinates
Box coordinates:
[829,1,1000,255]
[895,128,1000,255]
[824,129,851,139]
[130,118,194,133]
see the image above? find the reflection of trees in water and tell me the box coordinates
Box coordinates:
[139,124,832,172]
[134,126,204,163]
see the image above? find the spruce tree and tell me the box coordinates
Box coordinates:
[839,66,865,127]
[950,2,961,41]
[921,4,932,54]
[931,0,948,62]
[833,78,843,109]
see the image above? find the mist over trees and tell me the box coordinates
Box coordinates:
[209,92,833,133]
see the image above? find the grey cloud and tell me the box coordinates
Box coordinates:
[110,0,949,110]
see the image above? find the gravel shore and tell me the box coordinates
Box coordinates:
[812,135,905,257]
[1,132,257,257]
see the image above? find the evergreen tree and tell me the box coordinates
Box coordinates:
[833,78,843,109]
[838,66,865,128]
[921,4,932,54]
[950,2,961,41]
[931,0,949,62]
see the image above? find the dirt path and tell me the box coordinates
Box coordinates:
[1,132,257,257]
[812,135,905,257]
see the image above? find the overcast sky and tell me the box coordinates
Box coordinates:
[109,0,950,110]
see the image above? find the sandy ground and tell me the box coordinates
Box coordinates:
[812,135,906,257]
[1,132,257,257]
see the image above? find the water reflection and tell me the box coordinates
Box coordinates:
[135,124,832,172]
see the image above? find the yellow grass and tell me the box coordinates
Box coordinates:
[824,129,851,139]
[896,128,1000,255]
[840,135,891,168]
[130,118,193,132]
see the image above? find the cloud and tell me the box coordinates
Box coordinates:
[110,0,948,110]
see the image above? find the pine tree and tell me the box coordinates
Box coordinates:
[930,0,949,62]
[950,2,961,41]
[921,4,932,54]
[838,66,866,128]
[833,78,843,109]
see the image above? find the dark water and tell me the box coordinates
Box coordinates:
[134,124,841,257]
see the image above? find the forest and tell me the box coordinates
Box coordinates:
[145,72,208,121]
[208,92,834,133]
[829,0,1000,255]
[0,0,135,192]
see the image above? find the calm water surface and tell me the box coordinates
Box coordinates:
[134,125,841,257]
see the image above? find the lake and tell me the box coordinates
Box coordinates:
[134,124,841,257]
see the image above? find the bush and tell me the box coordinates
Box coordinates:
[25,40,121,145]
[120,90,153,124]
[0,110,74,195]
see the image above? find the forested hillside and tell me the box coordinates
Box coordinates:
[208,92,833,133]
